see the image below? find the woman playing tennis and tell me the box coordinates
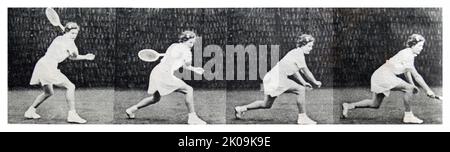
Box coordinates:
[126,31,207,125]
[234,34,322,125]
[25,22,95,124]
[342,34,438,124]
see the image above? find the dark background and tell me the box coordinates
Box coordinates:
[334,8,442,87]
[8,8,442,89]
[8,8,116,88]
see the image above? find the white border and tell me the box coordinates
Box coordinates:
[1,0,448,132]
[2,0,447,8]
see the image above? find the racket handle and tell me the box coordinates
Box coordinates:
[159,53,166,56]
[59,25,65,32]
[429,95,443,101]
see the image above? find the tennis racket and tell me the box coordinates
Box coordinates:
[429,95,443,101]
[138,49,165,62]
[45,7,65,32]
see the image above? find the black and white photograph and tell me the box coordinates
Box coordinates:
[8,8,115,124]
[226,8,335,124]
[7,7,442,125]
[334,8,442,124]
[113,8,227,124]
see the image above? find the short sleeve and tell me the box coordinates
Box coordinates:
[295,53,307,69]
[396,50,415,69]
[167,44,183,59]
[66,40,78,55]
[183,50,192,63]
[403,56,415,70]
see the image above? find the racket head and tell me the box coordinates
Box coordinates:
[45,7,62,27]
[138,49,161,62]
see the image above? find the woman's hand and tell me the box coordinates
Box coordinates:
[412,85,419,94]
[303,82,312,89]
[426,90,436,98]
[85,53,95,60]
[314,80,322,88]
[192,67,205,75]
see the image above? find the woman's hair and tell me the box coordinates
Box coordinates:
[178,30,197,43]
[296,34,315,48]
[63,22,80,33]
[405,34,425,48]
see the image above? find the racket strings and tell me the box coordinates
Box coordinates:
[145,52,158,59]
[46,8,61,26]
[138,49,161,62]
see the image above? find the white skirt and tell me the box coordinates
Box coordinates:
[263,68,302,97]
[371,64,406,96]
[29,57,70,86]
[147,64,187,96]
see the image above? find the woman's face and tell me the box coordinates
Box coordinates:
[411,41,425,55]
[184,37,196,48]
[66,29,79,40]
[302,42,314,54]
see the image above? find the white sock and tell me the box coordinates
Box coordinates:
[129,105,138,111]
[298,113,307,118]
[405,111,413,116]
[239,106,247,111]
[189,112,197,117]
[346,103,355,109]
[68,110,77,114]
[27,107,36,111]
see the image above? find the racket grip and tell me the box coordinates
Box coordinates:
[429,95,443,101]
[59,25,65,32]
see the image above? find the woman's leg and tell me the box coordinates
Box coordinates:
[30,84,54,109]
[234,95,277,119]
[390,82,423,123]
[54,81,76,111]
[352,93,385,108]
[289,85,307,114]
[25,84,54,119]
[391,82,416,112]
[126,92,161,119]
[134,92,162,109]
[286,85,317,124]
[175,85,206,124]
[342,93,385,118]
[54,81,87,123]
[245,95,277,110]
[176,85,195,113]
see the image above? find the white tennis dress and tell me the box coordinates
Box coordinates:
[263,48,306,97]
[147,43,192,96]
[30,36,77,86]
[371,48,417,96]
